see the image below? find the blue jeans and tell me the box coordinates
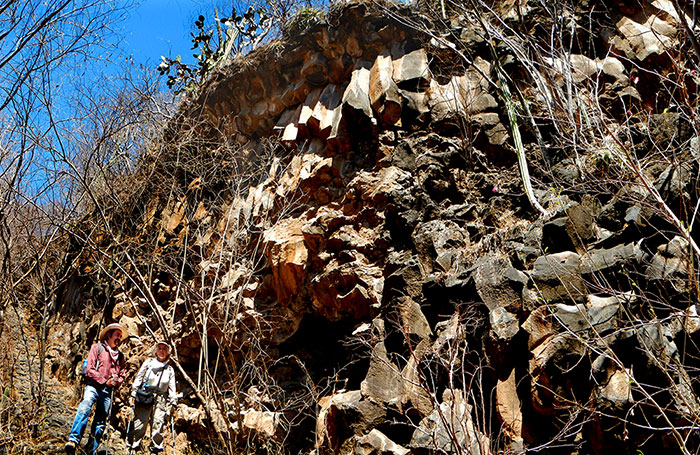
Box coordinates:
[68,383,112,454]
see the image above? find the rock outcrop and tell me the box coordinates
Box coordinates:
[6,0,700,454]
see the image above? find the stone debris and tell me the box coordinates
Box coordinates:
[354,429,409,455]
[30,1,700,454]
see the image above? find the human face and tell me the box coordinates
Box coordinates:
[107,329,122,349]
[156,344,169,361]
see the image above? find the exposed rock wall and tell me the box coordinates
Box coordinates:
[16,0,700,454]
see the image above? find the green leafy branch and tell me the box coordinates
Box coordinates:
[157,7,271,95]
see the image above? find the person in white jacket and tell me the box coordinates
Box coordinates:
[128,341,177,453]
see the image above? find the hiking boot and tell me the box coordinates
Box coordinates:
[64,441,76,454]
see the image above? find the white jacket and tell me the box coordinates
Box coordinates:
[131,358,177,406]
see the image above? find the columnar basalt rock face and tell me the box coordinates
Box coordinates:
[193,3,503,147]
[34,1,700,454]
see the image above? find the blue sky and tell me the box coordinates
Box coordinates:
[122,0,213,66]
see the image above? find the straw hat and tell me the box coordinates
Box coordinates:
[99,323,125,341]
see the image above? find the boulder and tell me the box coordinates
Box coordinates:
[263,218,309,305]
[118,315,143,340]
[240,410,284,439]
[392,48,430,87]
[384,251,424,301]
[634,324,700,418]
[471,255,527,312]
[523,294,624,349]
[683,304,700,335]
[409,389,490,455]
[542,203,597,253]
[550,300,619,335]
[645,236,691,293]
[529,333,587,415]
[400,90,430,120]
[347,166,414,207]
[343,62,374,120]
[648,112,693,152]
[113,299,136,319]
[361,340,405,406]
[489,307,519,341]
[427,72,497,121]
[608,2,682,62]
[316,390,387,453]
[551,158,581,185]
[310,254,384,321]
[181,400,236,440]
[531,252,587,302]
[398,338,433,416]
[355,429,409,455]
[692,136,700,162]
[281,80,312,107]
[654,162,693,202]
[310,84,343,138]
[302,205,349,253]
[473,113,508,146]
[496,368,524,450]
[596,369,632,406]
[299,88,324,130]
[541,217,577,253]
[369,53,402,125]
[565,202,597,246]
[546,53,641,112]
[327,225,373,252]
[395,296,432,340]
[412,219,469,274]
[433,312,464,354]
[522,306,554,349]
[636,324,678,363]
[160,197,187,236]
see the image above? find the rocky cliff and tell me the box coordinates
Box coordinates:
[5,0,700,454]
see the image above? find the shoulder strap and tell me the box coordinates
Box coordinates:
[156,362,166,383]
[91,343,104,370]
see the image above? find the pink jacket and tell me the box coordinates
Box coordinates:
[86,342,126,387]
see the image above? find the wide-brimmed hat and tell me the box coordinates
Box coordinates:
[99,323,125,341]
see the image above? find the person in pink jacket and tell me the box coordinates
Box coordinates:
[65,323,126,455]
